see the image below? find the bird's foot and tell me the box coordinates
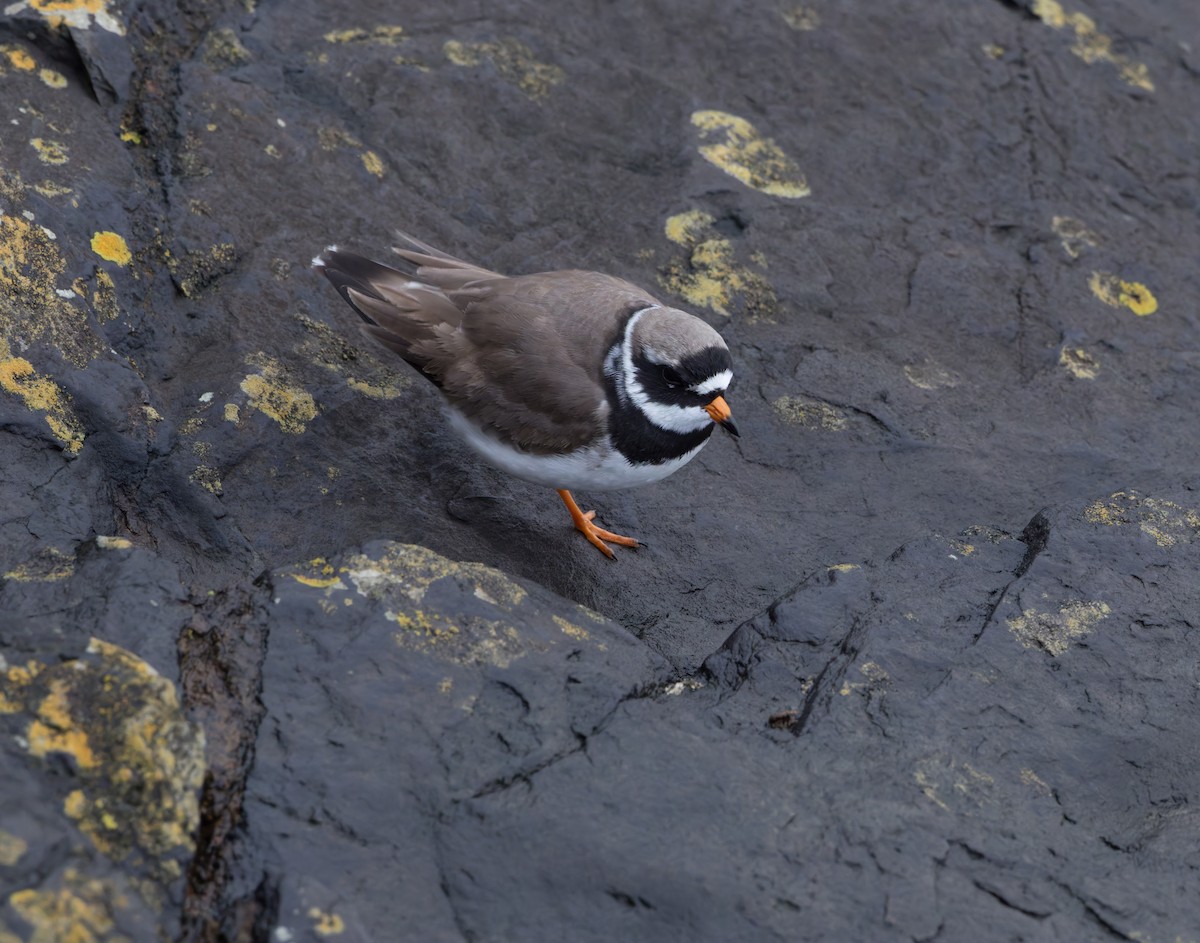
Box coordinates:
[574,509,640,559]
[557,490,639,559]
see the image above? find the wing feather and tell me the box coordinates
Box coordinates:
[315,240,663,454]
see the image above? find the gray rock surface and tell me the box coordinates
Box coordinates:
[1,0,1198,940]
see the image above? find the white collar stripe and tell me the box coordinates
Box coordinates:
[691,370,733,397]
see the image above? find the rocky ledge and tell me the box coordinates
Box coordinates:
[1,0,1198,940]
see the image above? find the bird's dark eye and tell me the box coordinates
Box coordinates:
[661,367,684,388]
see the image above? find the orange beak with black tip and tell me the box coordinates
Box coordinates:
[704,395,739,437]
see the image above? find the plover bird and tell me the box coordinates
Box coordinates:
[314,232,737,558]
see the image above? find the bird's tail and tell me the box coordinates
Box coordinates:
[312,245,462,378]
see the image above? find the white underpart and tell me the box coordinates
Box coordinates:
[446,408,705,491]
[691,369,733,397]
[620,308,713,435]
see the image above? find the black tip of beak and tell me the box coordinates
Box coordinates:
[720,418,740,438]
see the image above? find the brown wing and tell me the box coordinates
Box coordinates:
[316,235,662,454]
[425,270,662,454]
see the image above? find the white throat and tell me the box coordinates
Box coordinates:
[612,307,714,435]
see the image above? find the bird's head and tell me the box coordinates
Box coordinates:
[612,306,738,438]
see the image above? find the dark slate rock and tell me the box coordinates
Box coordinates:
[697,492,1200,941]
[245,541,667,941]
[1,0,1199,938]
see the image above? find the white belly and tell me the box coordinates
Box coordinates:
[445,408,708,492]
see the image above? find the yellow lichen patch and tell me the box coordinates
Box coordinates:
[659,210,777,319]
[308,907,346,936]
[324,25,406,44]
[904,362,960,390]
[361,150,384,178]
[39,67,67,88]
[772,394,847,430]
[292,573,343,590]
[1083,491,1200,547]
[1007,600,1111,656]
[1031,0,1152,91]
[0,661,42,714]
[95,535,132,550]
[1089,271,1157,315]
[289,558,346,591]
[443,38,564,101]
[0,829,27,866]
[90,231,131,266]
[8,0,125,33]
[982,43,1005,59]
[189,465,222,495]
[392,54,429,70]
[315,131,395,182]
[839,660,888,696]
[171,243,237,297]
[202,27,250,68]
[30,180,71,200]
[828,563,859,573]
[332,544,540,667]
[0,349,86,452]
[347,544,528,607]
[240,354,318,434]
[91,269,120,322]
[553,615,590,642]
[7,868,129,943]
[119,117,141,144]
[1,44,36,70]
[3,546,76,582]
[1051,215,1098,258]
[296,312,410,399]
[30,138,69,165]
[316,127,361,150]
[1059,346,1099,379]
[0,641,204,882]
[1020,768,1052,795]
[388,607,528,669]
[691,111,810,198]
[663,209,709,248]
[74,639,204,865]
[780,4,819,30]
[223,402,239,423]
[0,208,105,367]
[28,678,98,768]
[345,377,406,399]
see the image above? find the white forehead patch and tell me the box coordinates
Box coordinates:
[691,370,733,397]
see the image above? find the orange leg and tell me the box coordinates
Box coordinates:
[556,490,639,559]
